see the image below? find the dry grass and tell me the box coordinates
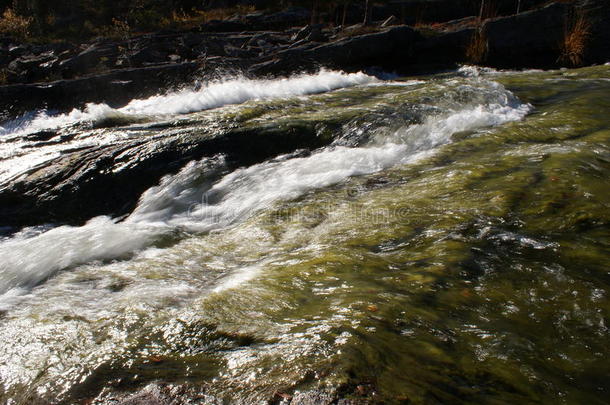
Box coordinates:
[95,18,131,39]
[0,69,8,85]
[466,29,488,63]
[160,5,256,29]
[560,12,591,66]
[0,8,32,40]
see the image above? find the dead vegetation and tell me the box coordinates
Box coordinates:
[466,29,489,63]
[162,5,256,29]
[0,8,32,40]
[465,0,495,64]
[559,11,591,66]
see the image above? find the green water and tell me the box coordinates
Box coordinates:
[0,66,609,404]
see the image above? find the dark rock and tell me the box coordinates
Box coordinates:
[180,32,206,48]
[8,45,29,58]
[410,0,610,70]
[582,0,610,65]
[411,27,474,71]
[0,62,201,117]
[22,130,58,142]
[307,28,327,43]
[290,24,327,43]
[224,44,257,58]
[483,2,571,69]
[200,19,248,33]
[246,7,310,30]
[7,51,58,83]
[0,49,10,67]
[0,118,335,227]
[252,25,418,76]
[128,45,171,67]
[59,43,119,78]
[291,25,316,42]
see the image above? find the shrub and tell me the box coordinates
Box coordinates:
[0,8,32,39]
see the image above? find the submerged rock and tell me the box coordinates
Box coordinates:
[0,120,333,228]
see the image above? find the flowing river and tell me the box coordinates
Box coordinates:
[0,66,608,404]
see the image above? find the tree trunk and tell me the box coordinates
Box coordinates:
[479,0,486,22]
[516,0,521,14]
[342,1,349,26]
[363,0,372,25]
[311,0,319,24]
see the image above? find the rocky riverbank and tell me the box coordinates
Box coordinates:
[0,0,609,231]
[1,0,609,117]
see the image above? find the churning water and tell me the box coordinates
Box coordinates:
[0,66,608,404]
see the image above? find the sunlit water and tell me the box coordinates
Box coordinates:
[0,66,608,404]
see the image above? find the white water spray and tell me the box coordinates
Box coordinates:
[0,70,376,137]
[0,76,532,308]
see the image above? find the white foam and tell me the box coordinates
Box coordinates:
[0,79,531,304]
[0,70,377,137]
[458,65,544,77]
[0,217,159,308]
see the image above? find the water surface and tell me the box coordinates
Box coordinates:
[0,66,608,404]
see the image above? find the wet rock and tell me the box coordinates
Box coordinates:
[22,130,58,142]
[290,391,335,405]
[0,119,333,227]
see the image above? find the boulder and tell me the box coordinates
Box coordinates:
[246,7,310,30]
[582,0,610,65]
[128,45,171,66]
[411,27,474,71]
[59,43,119,78]
[7,51,58,83]
[251,25,418,75]
[8,44,29,58]
[483,2,571,69]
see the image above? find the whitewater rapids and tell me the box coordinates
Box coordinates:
[0,69,531,309]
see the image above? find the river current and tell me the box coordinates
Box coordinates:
[0,66,608,403]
